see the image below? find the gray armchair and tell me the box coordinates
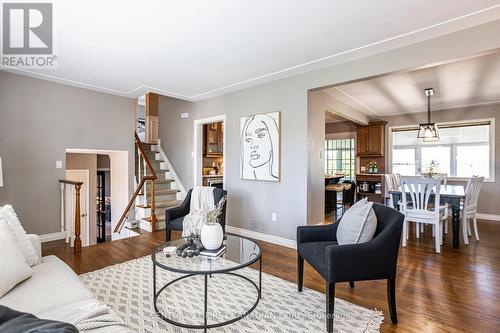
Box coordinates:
[297,203,404,332]
[165,188,227,241]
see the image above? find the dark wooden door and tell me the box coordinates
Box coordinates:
[96,171,106,243]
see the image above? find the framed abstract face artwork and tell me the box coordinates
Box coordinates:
[240,111,281,181]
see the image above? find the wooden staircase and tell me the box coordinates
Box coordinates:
[113,134,182,235]
[134,142,182,231]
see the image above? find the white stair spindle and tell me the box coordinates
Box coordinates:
[137,148,141,183]
[60,183,65,240]
[69,186,75,247]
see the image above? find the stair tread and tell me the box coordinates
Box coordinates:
[155,179,175,183]
[136,199,182,209]
[142,214,166,222]
[138,189,180,196]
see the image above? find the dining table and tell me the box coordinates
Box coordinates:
[390,184,465,249]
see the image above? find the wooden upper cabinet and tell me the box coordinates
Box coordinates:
[204,122,223,157]
[356,127,369,155]
[356,121,386,157]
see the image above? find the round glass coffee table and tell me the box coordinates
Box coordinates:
[151,234,262,332]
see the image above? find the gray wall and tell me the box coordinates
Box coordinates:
[66,153,97,245]
[379,104,500,215]
[158,81,307,241]
[0,71,135,235]
[159,19,500,239]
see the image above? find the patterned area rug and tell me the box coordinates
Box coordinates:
[80,256,383,333]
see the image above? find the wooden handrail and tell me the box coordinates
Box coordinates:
[134,132,157,180]
[59,179,83,186]
[114,133,158,233]
[59,179,83,253]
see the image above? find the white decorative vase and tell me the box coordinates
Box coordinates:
[200,223,224,250]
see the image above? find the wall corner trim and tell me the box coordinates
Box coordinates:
[476,213,500,222]
[39,232,65,243]
[225,225,297,249]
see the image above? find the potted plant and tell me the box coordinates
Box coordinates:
[200,195,227,250]
[423,160,440,177]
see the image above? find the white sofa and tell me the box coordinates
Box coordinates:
[0,235,133,332]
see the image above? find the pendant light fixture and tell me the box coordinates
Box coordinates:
[417,88,439,141]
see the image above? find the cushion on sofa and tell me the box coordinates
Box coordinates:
[0,255,94,315]
[0,205,40,266]
[0,220,33,298]
[0,305,77,333]
[336,198,377,245]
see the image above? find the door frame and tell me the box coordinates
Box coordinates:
[65,169,90,246]
[193,115,226,188]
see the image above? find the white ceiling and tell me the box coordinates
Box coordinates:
[323,50,500,116]
[2,1,500,101]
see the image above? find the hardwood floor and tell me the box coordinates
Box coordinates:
[42,221,500,333]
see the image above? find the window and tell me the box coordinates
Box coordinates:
[392,148,415,176]
[390,120,494,181]
[324,138,355,180]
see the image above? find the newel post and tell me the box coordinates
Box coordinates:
[74,183,82,253]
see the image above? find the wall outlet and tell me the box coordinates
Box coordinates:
[56,160,63,169]
[271,213,278,222]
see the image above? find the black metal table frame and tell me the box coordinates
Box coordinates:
[391,192,462,249]
[152,241,262,332]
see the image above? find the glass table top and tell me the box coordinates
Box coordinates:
[152,234,261,274]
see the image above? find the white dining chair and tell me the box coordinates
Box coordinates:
[400,176,447,253]
[385,174,396,208]
[462,176,484,244]
[433,173,448,186]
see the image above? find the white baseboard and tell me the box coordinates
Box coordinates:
[476,213,500,222]
[39,232,65,243]
[225,225,297,249]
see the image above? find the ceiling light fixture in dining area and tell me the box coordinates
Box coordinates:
[417,88,439,141]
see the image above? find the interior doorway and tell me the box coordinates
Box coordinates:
[64,169,90,246]
[137,93,159,144]
[66,149,130,244]
[324,111,359,222]
[193,115,226,188]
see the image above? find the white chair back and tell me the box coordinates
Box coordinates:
[432,173,448,186]
[464,176,484,210]
[384,174,395,198]
[400,176,441,220]
[393,174,401,188]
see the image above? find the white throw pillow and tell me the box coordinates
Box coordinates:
[336,198,378,245]
[0,205,40,266]
[0,218,33,297]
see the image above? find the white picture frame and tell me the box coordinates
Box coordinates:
[240,111,281,181]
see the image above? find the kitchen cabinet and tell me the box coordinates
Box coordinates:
[356,173,385,204]
[356,121,386,157]
[203,122,223,157]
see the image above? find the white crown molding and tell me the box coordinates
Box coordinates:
[2,4,500,101]
[225,225,296,249]
[332,87,380,116]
